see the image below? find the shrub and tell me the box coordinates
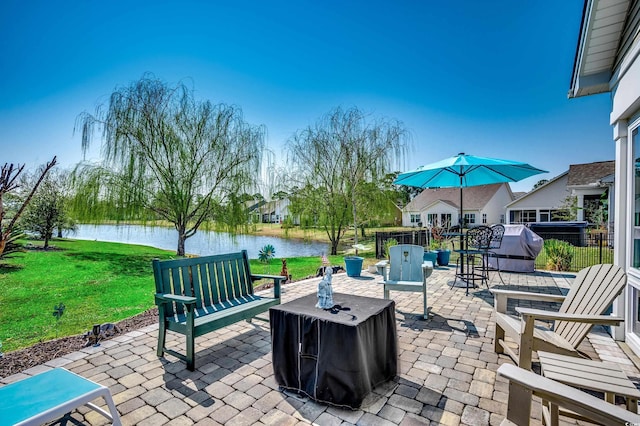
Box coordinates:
[384,238,398,259]
[544,239,574,271]
[258,244,276,273]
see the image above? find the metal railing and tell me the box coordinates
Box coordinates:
[534,231,613,272]
[375,230,430,258]
[376,229,614,272]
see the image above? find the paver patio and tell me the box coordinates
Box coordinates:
[2,265,638,425]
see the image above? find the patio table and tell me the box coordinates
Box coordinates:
[269,292,397,409]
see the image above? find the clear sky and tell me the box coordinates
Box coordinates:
[0,0,613,193]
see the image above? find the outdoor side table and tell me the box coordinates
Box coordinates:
[269,292,398,409]
[538,351,640,414]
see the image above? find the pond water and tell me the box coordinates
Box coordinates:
[67,224,330,259]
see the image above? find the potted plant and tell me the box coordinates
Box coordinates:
[423,241,439,265]
[431,226,453,266]
[344,244,369,277]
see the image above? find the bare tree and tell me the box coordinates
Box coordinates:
[0,157,57,258]
[74,75,265,256]
[285,107,408,255]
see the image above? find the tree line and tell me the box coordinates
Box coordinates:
[1,74,418,259]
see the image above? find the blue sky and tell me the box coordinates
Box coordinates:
[0,0,613,193]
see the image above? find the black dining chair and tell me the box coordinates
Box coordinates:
[452,225,493,294]
[484,224,506,284]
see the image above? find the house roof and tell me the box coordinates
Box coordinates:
[505,159,614,207]
[567,160,615,186]
[405,183,506,212]
[569,0,633,98]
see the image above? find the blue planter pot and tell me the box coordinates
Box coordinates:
[423,251,438,265]
[437,249,451,266]
[344,256,364,277]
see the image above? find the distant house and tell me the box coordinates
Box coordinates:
[401,183,513,228]
[258,198,299,225]
[506,160,614,231]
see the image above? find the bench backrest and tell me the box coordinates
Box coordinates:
[153,250,255,317]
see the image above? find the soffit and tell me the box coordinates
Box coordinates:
[569,0,631,98]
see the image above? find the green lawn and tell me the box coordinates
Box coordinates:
[0,239,348,353]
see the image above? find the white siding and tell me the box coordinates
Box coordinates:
[508,175,570,210]
[481,184,513,224]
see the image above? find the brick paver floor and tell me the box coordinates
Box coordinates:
[2,265,638,425]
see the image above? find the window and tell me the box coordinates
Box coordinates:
[510,210,536,223]
[440,214,452,227]
[410,214,421,224]
[522,210,536,222]
[482,213,487,224]
[464,213,476,224]
[427,214,438,226]
[500,214,505,224]
[540,210,551,222]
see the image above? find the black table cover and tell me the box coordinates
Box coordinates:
[270,292,398,409]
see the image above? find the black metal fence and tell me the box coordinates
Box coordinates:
[375,230,430,258]
[534,231,613,272]
[375,229,614,272]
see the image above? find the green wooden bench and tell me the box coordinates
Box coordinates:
[153,250,284,371]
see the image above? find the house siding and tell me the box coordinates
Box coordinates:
[482,184,514,224]
[571,0,640,350]
[613,0,640,72]
[401,184,512,227]
[507,175,570,219]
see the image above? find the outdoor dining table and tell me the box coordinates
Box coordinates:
[269,292,398,409]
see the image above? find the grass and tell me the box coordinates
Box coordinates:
[0,239,175,353]
[0,238,376,353]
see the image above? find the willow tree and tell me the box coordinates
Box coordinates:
[285,107,408,255]
[74,76,264,256]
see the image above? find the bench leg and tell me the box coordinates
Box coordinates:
[157,320,167,357]
[383,286,390,299]
[186,329,195,371]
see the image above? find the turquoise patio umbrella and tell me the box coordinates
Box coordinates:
[394,153,547,271]
[394,153,547,226]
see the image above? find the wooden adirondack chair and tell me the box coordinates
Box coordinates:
[380,244,433,320]
[498,364,640,426]
[491,263,626,370]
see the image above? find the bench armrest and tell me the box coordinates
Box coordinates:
[251,274,285,299]
[251,274,286,281]
[515,307,623,325]
[155,293,197,306]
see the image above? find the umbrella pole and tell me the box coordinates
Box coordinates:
[459,183,464,274]
[459,181,470,295]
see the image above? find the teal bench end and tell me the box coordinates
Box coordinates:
[0,367,121,425]
[153,250,284,371]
